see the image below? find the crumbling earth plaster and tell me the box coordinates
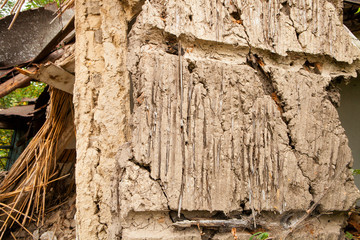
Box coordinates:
[74,0,131,239]
[74,0,360,239]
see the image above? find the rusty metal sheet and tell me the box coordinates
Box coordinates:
[0,8,73,69]
[0,104,35,129]
[0,104,34,118]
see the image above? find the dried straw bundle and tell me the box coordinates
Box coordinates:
[0,88,74,238]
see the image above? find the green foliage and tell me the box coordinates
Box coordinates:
[24,0,59,10]
[0,81,46,170]
[351,168,360,175]
[0,81,45,109]
[0,0,15,18]
[345,231,354,240]
[249,232,270,240]
[356,8,360,15]
[0,129,13,169]
[0,0,58,18]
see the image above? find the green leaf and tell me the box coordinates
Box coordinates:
[356,8,360,15]
[0,0,58,18]
[352,168,360,175]
[24,0,59,10]
[249,233,258,240]
[249,232,262,240]
[249,232,270,240]
[345,231,354,240]
[259,232,269,240]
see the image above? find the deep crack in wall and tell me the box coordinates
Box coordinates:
[75,0,360,239]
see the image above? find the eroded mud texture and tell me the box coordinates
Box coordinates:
[74,0,360,239]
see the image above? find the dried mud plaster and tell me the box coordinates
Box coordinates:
[74,0,360,239]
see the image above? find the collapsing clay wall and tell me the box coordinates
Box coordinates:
[74,0,360,239]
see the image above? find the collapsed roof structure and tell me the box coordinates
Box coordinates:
[0,5,76,238]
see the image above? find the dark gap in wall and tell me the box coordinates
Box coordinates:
[128,156,151,173]
[230,11,241,21]
[302,60,322,75]
[287,132,295,149]
[187,60,197,73]
[246,53,287,121]
[308,185,315,195]
[201,229,217,240]
[280,1,290,16]
[125,0,146,34]
[161,7,167,20]
[165,34,185,55]
[127,11,141,35]
[246,53,274,95]
[129,73,134,114]
[169,210,187,222]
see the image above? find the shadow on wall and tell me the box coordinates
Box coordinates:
[337,79,360,199]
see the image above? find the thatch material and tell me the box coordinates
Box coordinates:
[0,88,74,238]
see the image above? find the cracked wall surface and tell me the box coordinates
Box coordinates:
[74,0,130,239]
[75,0,360,239]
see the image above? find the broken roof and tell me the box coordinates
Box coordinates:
[0,104,34,118]
[0,104,35,129]
[0,6,75,99]
[0,7,73,69]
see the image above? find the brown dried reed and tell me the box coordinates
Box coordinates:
[0,88,74,238]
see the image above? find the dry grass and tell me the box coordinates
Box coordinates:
[0,88,74,238]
